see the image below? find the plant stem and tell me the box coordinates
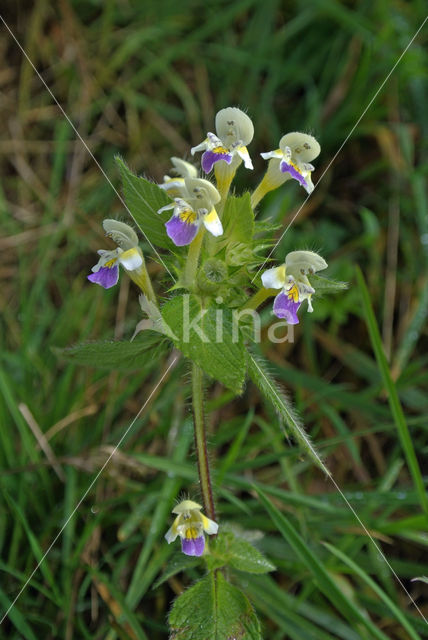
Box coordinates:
[192,363,216,521]
[184,228,205,289]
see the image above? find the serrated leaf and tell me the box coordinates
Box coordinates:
[311,274,349,293]
[55,331,167,370]
[161,295,246,393]
[169,572,261,640]
[152,553,202,590]
[222,193,255,244]
[253,217,281,234]
[208,529,275,574]
[115,155,176,251]
[247,351,329,474]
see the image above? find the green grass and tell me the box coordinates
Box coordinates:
[1,0,428,638]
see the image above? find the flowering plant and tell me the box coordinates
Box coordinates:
[61,107,345,639]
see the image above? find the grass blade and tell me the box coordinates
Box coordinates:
[323,542,421,640]
[356,266,428,516]
[256,487,390,640]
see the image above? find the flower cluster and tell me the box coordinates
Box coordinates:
[155,108,321,247]
[87,108,329,330]
[85,107,338,563]
[165,500,218,556]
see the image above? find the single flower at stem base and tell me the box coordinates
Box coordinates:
[165,499,218,557]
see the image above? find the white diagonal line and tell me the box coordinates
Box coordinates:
[0,14,175,281]
[252,15,428,283]
[2,9,427,632]
[327,475,428,625]
[0,356,178,625]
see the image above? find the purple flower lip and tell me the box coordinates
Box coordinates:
[201,150,233,173]
[273,291,301,324]
[181,535,205,556]
[280,160,308,189]
[87,265,119,289]
[165,216,199,246]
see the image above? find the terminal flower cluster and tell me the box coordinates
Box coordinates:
[87,107,330,335]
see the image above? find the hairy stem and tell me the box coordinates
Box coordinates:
[184,228,205,289]
[192,363,216,521]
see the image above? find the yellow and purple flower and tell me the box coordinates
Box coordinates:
[158,177,222,246]
[260,132,320,195]
[262,250,327,324]
[87,219,144,289]
[165,499,218,557]
[158,157,198,198]
[191,107,254,175]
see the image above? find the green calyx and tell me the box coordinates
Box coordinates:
[197,258,228,293]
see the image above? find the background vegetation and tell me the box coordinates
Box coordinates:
[0,0,427,638]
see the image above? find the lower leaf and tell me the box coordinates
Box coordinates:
[246,350,329,475]
[169,572,261,640]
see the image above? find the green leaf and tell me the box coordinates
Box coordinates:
[2,489,60,602]
[115,155,176,251]
[152,553,201,589]
[256,488,391,640]
[208,529,275,574]
[88,568,149,640]
[323,542,421,640]
[247,351,329,474]
[212,194,256,266]
[161,295,246,393]
[310,274,349,294]
[0,592,38,640]
[253,217,281,235]
[169,572,261,640]
[222,193,255,245]
[55,331,167,370]
[356,266,428,516]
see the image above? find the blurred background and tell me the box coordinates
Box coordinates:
[0,1,427,638]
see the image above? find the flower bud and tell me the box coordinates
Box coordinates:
[197,258,228,293]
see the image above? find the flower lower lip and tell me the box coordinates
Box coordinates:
[165,216,199,246]
[280,160,308,188]
[201,150,233,174]
[87,265,119,289]
[181,535,205,556]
